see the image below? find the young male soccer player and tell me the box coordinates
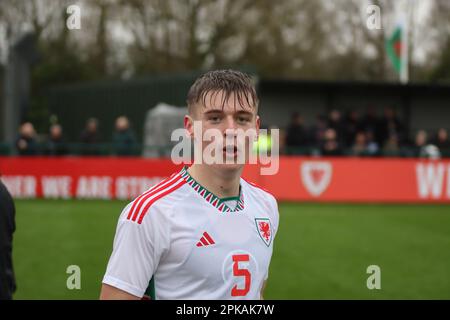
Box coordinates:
[100,70,279,300]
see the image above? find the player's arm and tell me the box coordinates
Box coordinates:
[100,283,140,300]
[101,204,167,300]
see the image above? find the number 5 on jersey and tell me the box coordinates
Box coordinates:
[231,254,251,296]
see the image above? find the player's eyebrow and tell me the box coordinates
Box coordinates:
[203,109,224,116]
[234,110,253,117]
[203,109,254,116]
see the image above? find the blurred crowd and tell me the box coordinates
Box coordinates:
[283,107,449,158]
[15,116,137,156]
[10,107,450,158]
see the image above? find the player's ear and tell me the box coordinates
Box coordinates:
[184,115,194,138]
[255,115,260,140]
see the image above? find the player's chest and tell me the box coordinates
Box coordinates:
[161,205,274,281]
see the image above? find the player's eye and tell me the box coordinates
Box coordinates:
[237,116,250,124]
[208,116,221,123]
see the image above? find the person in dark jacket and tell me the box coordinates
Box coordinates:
[112,116,137,156]
[80,117,101,155]
[45,124,68,156]
[0,180,16,300]
[285,112,309,154]
[16,122,38,156]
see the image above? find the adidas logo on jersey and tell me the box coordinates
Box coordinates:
[196,232,215,247]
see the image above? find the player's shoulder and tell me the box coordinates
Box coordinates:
[241,178,276,200]
[242,178,279,232]
[120,170,189,225]
[241,178,278,209]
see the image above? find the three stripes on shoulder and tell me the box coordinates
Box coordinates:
[126,173,186,224]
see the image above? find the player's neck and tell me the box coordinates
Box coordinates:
[187,164,242,199]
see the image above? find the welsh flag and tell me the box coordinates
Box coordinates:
[385,25,403,74]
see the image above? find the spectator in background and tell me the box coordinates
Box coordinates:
[80,118,101,155]
[320,128,342,156]
[343,109,362,148]
[15,122,38,156]
[285,112,309,154]
[45,124,68,156]
[382,133,400,157]
[378,107,404,146]
[327,109,344,144]
[350,131,368,156]
[412,130,428,157]
[365,130,379,156]
[361,106,379,135]
[310,114,327,146]
[413,130,441,159]
[112,116,137,156]
[433,128,450,151]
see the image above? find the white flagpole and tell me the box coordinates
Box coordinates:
[400,0,410,84]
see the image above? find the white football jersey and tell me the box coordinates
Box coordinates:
[102,166,279,300]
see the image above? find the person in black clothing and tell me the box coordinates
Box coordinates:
[112,116,137,156]
[0,180,16,300]
[45,124,68,156]
[433,128,450,151]
[378,107,404,147]
[361,106,379,135]
[320,128,342,156]
[285,112,309,154]
[412,130,428,157]
[80,118,101,155]
[327,109,344,144]
[16,122,38,156]
[343,109,363,148]
[310,114,328,146]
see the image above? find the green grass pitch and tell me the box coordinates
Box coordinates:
[12,200,450,299]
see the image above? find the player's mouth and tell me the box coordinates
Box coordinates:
[223,145,238,157]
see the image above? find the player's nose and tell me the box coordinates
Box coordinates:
[223,117,238,138]
[223,115,237,131]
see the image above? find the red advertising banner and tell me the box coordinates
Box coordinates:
[1,157,449,203]
[244,158,450,203]
[0,157,181,200]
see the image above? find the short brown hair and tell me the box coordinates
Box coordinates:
[186,69,259,115]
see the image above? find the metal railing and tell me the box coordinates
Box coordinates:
[1,142,449,158]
